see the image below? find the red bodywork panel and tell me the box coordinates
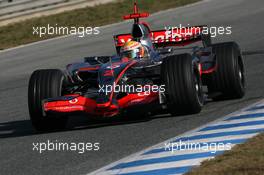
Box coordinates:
[43,92,158,117]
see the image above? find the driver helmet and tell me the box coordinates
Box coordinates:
[121,41,145,60]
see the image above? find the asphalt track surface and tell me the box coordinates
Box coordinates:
[0,0,264,174]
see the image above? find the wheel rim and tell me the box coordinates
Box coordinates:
[194,73,204,105]
[238,61,245,88]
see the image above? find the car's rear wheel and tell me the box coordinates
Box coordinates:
[208,42,245,100]
[28,69,68,131]
[161,53,204,115]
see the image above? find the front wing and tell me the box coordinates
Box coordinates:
[43,92,158,117]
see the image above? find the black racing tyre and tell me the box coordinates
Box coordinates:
[209,42,245,100]
[28,69,68,131]
[161,53,204,115]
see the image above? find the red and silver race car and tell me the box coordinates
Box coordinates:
[28,3,245,131]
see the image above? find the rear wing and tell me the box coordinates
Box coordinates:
[114,26,206,50]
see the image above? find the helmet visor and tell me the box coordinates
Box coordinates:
[122,48,140,59]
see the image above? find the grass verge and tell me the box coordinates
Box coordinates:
[0,0,200,50]
[186,132,264,175]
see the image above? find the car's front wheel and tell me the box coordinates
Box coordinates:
[161,53,204,115]
[28,69,68,131]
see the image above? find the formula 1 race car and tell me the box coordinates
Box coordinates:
[28,3,245,131]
